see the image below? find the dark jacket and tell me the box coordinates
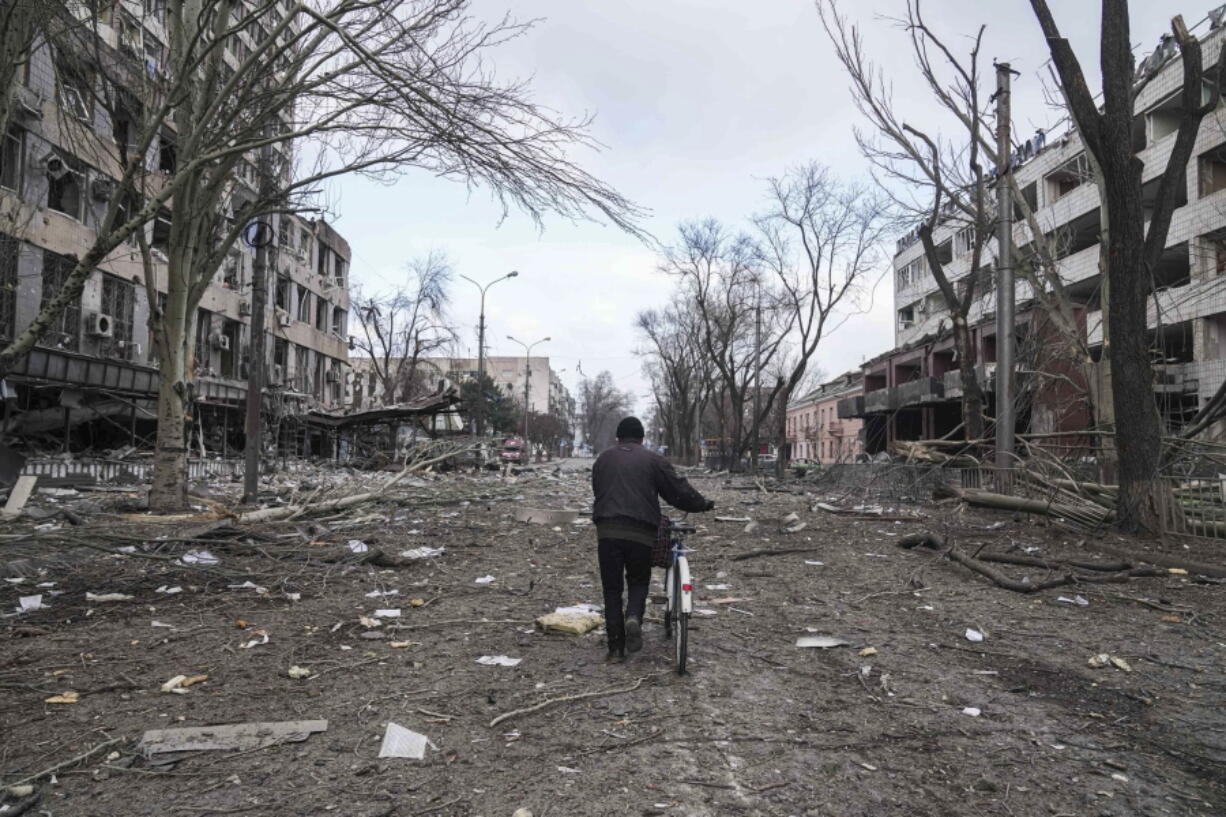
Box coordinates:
[592,442,711,543]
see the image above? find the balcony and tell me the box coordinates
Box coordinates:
[863,387,898,414]
[827,421,845,436]
[837,395,865,419]
[896,376,944,407]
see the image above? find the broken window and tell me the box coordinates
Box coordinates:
[315,297,327,331]
[898,305,915,329]
[275,275,290,311]
[1,128,23,191]
[273,336,288,374]
[296,285,310,322]
[40,251,81,351]
[157,130,176,173]
[1045,153,1091,203]
[151,208,172,254]
[101,274,135,343]
[331,305,344,335]
[1199,143,1226,197]
[334,257,346,287]
[47,155,86,221]
[295,344,310,391]
[317,243,332,279]
[0,233,17,344]
[55,55,94,123]
[223,250,241,289]
[954,226,975,257]
[195,308,212,372]
[1013,181,1039,219]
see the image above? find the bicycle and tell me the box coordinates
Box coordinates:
[661,518,696,675]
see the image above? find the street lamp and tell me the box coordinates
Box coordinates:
[506,334,550,451]
[459,271,518,435]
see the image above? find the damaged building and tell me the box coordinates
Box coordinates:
[0,4,355,459]
[841,11,1226,456]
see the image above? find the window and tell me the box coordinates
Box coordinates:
[954,226,975,257]
[223,250,241,289]
[334,257,346,287]
[1,128,23,191]
[275,275,290,311]
[296,285,310,322]
[317,243,332,278]
[144,0,167,24]
[1199,144,1226,197]
[295,344,309,390]
[315,297,328,331]
[101,275,135,343]
[0,233,17,343]
[1045,154,1090,203]
[157,131,176,173]
[47,155,86,221]
[299,227,310,256]
[55,57,94,123]
[40,251,81,351]
[195,308,212,370]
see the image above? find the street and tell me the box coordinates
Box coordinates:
[2,461,1223,816]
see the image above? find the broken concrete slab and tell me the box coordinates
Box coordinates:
[2,475,38,520]
[514,507,580,525]
[138,720,328,755]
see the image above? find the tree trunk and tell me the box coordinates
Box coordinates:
[952,315,985,442]
[148,253,196,513]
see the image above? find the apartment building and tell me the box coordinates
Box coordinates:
[0,2,352,454]
[786,371,864,463]
[840,9,1226,454]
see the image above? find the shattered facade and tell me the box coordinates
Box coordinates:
[842,12,1226,453]
[1,3,353,456]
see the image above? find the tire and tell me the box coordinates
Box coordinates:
[663,564,674,639]
[671,564,688,675]
[675,611,689,676]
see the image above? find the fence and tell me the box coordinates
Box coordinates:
[1155,476,1226,541]
[21,457,246,484]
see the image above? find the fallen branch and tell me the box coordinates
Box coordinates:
[489,676,649,728]
[4,737,123,788]
[731,547,827,562]
[237,465,416,524]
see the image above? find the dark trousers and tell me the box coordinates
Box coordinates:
[598,538,652,649]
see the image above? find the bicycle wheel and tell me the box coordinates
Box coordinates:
[671,564,688,675]
[663,562,674,639]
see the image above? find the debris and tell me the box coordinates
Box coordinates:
[44,691,80,704]
[961,707,982,717]
[708,597,752,605]
[359,616,382,628]
[377,722,433,760]
[965,628,985,643]
[389,641,413,648]
[476,655,523,667]
[858,647,878,657]
[374,609,401,618]
[705,584,731,590]
[6,784,34,798]
[784,521,808,533]
[512,810,533,817]
[1056,595,1090,607]
[139,720,328,755]
[287,666,312,679]
[86,592,134,603]
[796,636,850,649]
[1,474,38,520]
[151,620,175,628]
[17,595,44,613]
[714,516,751,523]
[346,539,370,553]
[240,630,270,649]
[804,560,825,566]
[179,549,219,566]
[557,766,581,774]
[161,674,208,693]
[536,610,604,635]
[1088,653,1132,672]
[409,598,425,607]
[489,676,648,728]
[365,589,399,598]
[155,585,183,595]
[514,507,580,525]
[400,547,444,560]
[743,521,760,534]
[555,603,601,615]
[781,512,800,525]
[1168,568,1189,576]
[227,581,268,594]
[475,575,497,585]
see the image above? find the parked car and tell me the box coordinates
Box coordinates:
[499,437,525,463]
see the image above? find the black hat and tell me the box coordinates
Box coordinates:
[616,416,645,440]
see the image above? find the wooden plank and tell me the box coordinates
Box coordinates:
[1,475,38,520]
[138,720,328,754]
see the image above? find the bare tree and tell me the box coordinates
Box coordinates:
[1029,2,1225,530]
[579,370,633,452]
[350,251,454,405]
[636,294,711,464]
[755,162,891,475]
[1,1,643,511]
[661,219,791,470]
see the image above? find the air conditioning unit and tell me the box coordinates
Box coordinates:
[15,87,43,119]
[87,312,114,338]
[325,370,339,383]
[210,333,231,351]
[91,178,116,201]
[277,313,292,327]
[898,319,914,330]
[38,153,69,180]
[238,300,252,316]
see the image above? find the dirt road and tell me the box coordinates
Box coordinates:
[2,462,1223,816]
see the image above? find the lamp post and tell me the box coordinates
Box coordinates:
[507,335,550,451]
[459,271,518,436]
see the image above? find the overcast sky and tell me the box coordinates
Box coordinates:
[330,0,1190,411]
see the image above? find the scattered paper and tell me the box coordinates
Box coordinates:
[86,592,134,603]
[1056,595,1089,607]
[17,595,44,613]
[151,620,175,629]
[347,540,370,553]
[961,707,982,717]
[557,766,581,774]
[155,585,183,595]
[475,575,496,585]
[554,603,601,616]
[228,581,268,594]
[804,560,825,566]
[45,691,80,704]
[240,630,270,649]
[179,549,219,566]
[797,636,850,649]
[288,666,312,679]
[374,609,401,618]
[965,628,985,643]
[1088,653,1132,672]
[476,655,523,667]
[695,608,717,616]
[378,722,434,760]
[400,547,444,560]
[365,589,399,598]
[705,584,731,590]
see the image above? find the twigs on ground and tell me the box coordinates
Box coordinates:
[4,737,123,788]
[489,676,652,728]
[732,547,826,562]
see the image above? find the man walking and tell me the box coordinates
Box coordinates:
[592,417,714,662]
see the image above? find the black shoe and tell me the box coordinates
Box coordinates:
[625,618,643,654]
[606,644,625,663]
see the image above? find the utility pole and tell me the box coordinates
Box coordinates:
[994,62,1016,472]
[242,146,275,504]
[460,272,518,436]
[751,276,762,471]
[507,334,550,450]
